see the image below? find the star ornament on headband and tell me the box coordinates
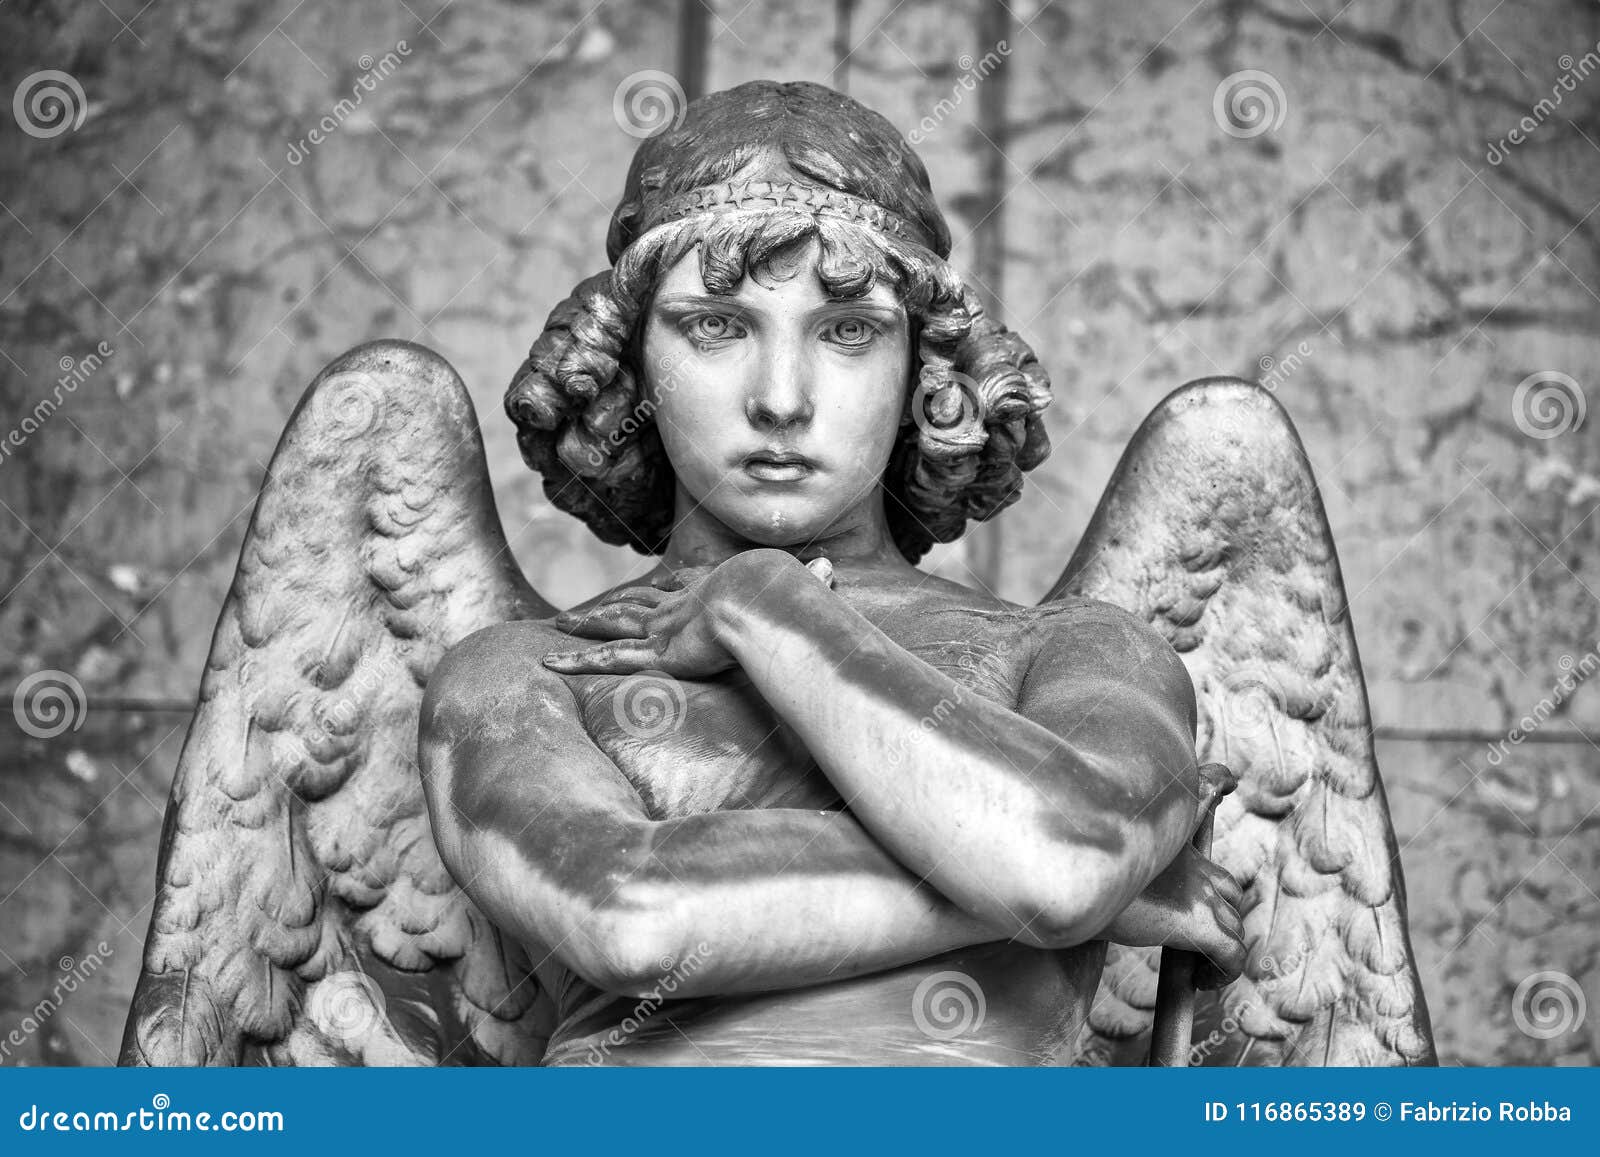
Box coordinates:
[634,179,941,251]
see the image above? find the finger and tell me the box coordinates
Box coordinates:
[1197,934,1245,989]
[1196,762,1239,815]
[1205,886,1244,934]
[1211,870,1243,909]
[1200,859,1242,907]
[601,587,668,608]
[1197,761,1239,797]
[1192,766,1235,826]
[805,557,835,588]
[553,605,649,641]
[651,565,712,591]
[556,617,649,642]
[557,590,665,623]
[542,640,660,674]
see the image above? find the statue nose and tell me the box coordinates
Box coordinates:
[745,356,814,429]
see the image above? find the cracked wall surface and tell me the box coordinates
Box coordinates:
[0,0,1595,1065]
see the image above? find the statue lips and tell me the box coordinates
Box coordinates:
[741,447,816,482]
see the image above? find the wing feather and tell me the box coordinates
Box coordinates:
[1050,377,1436,1066]
[120,340,555,1066]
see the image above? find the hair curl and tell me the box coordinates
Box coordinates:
[504,81,1053,564]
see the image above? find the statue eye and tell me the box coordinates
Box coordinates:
[684,313,746,345]
[823,317,880,348]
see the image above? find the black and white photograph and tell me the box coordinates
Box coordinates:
[0,0,1595,1094]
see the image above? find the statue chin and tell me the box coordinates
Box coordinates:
[689,493,848,553]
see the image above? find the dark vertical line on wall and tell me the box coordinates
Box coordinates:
[969,0,1013,597]
[678,0,712,101]
[833,0,857,92]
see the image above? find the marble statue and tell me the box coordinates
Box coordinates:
[119,80,1435,1067]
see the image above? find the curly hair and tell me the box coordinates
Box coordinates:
[505,81,1052,564]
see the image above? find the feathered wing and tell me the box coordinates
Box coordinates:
[120,340,557,1066]
[1050,378,1436,1067]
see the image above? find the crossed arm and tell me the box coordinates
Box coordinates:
[419,551,1223,1000]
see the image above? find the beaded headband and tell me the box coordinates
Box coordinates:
[634,179,939,251]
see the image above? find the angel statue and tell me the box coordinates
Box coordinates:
[120,80,1435,1067]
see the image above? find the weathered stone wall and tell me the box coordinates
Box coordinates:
[0,0,1594,1065]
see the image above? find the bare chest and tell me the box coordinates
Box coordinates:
[570,604,1031,818]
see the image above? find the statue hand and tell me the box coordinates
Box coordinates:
[1100,761,1242,987]
[1100,843,1245,990]
[543,549,835,678]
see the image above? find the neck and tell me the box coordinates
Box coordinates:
[657,482,917,578]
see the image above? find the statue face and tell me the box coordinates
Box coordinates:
[639,237,912,550]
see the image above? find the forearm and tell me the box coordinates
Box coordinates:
[612,807,1004,997]
[490,805,1004,1000]
[711,563,1197,945]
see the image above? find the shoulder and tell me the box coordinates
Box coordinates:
[1014,598,1197,729]
[422,618,577,743]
